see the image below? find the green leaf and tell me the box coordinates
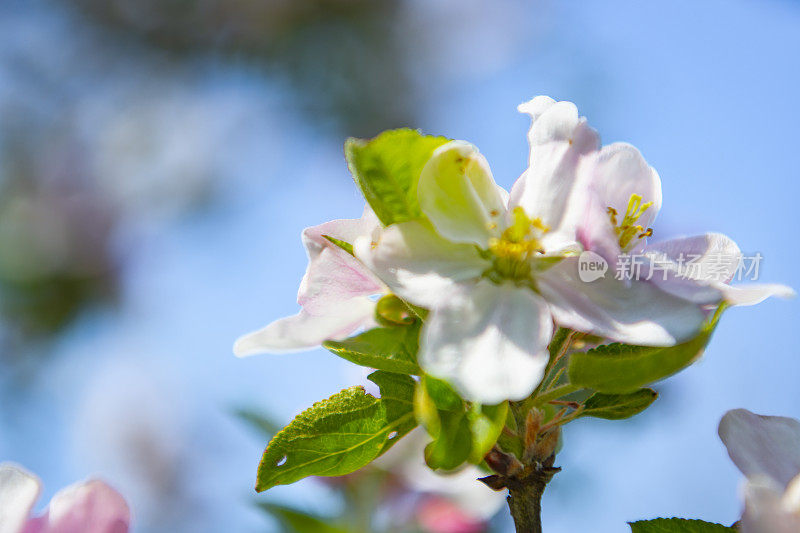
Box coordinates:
[580,389,658,420]
[258,503,350,533]
[255,371,416,491]
[321,235,354,256]
[414,376,506,469]
[323,323,422,375]
[467,402,509,463]
[345,129,450,226]
[424,409,472,471]
[568,306,725,394]
[496,406,524,460]
[629,518,736,532]
[422,375,464,412]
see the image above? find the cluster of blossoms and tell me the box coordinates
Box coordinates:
[235,95,791,404]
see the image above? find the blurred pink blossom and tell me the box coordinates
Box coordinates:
[417,496,486,533]
[0,463,130,533]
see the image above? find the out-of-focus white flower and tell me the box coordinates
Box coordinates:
[374,429,505,532]
[719,409,800,532]
[0,463,130,533]
[234,207,383,355]
[357,96,717,403]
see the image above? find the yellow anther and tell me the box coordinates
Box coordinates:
[607,207,618,226]
[608,194,654,251]
[482,207,552,282]
[531,217,551,233]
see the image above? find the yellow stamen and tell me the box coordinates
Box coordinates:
[608,194,654,250]
[485,207,551,282]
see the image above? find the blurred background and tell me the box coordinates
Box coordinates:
[0,0,798,531]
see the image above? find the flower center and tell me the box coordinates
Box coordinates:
[484,207,550,283]
[607,194,654,252]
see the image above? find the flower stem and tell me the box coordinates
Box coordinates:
[532,383,581,408]
[505,456,559,533]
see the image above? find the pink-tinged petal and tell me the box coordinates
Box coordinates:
[418,141,506,247]
[417,497,486,533]
[420,281,553,404]
[589,143,661,231]
[297,207,384,314]
[538,257,708,345]
[0,463,41,533]
[644,234,794,306]
[28,480,130,533]
[301,205,380,260]
[297,246,383,314]
[511,99,599,241]
[635,233,736,304]
[578,143,661,260]
[646,233,741,282]
[719,409,800,489]
[576,191,622,267]
[740,476,800,533]
[233,296,376,356]
[719,284,796,306]
[354,221,488,309]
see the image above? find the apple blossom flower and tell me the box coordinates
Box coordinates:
[719,409,800,533]
[0,463,130,533]
[574,142,794,311]
[374,428,505,532]
[356,97,716,403]
[234,207,384,356]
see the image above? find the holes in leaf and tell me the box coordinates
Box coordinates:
[387,431,398,440]
[276,455,288,467]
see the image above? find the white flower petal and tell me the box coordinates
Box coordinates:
[233,296,376,356]
[0,463,41,533]
[538,257,709,345]
[645,234,794,306]
[578,143,662,259]
[511,99,599,238]
[418,141,506,246]
[516,95,557,120]
[741,476,799,533]
[42,479,131,533]
[589,143,661,229]
[720,284,796,306]
[631,233,737,304]
[719,409,800,489]
[354,221,488,308]
[420,281,553,404]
